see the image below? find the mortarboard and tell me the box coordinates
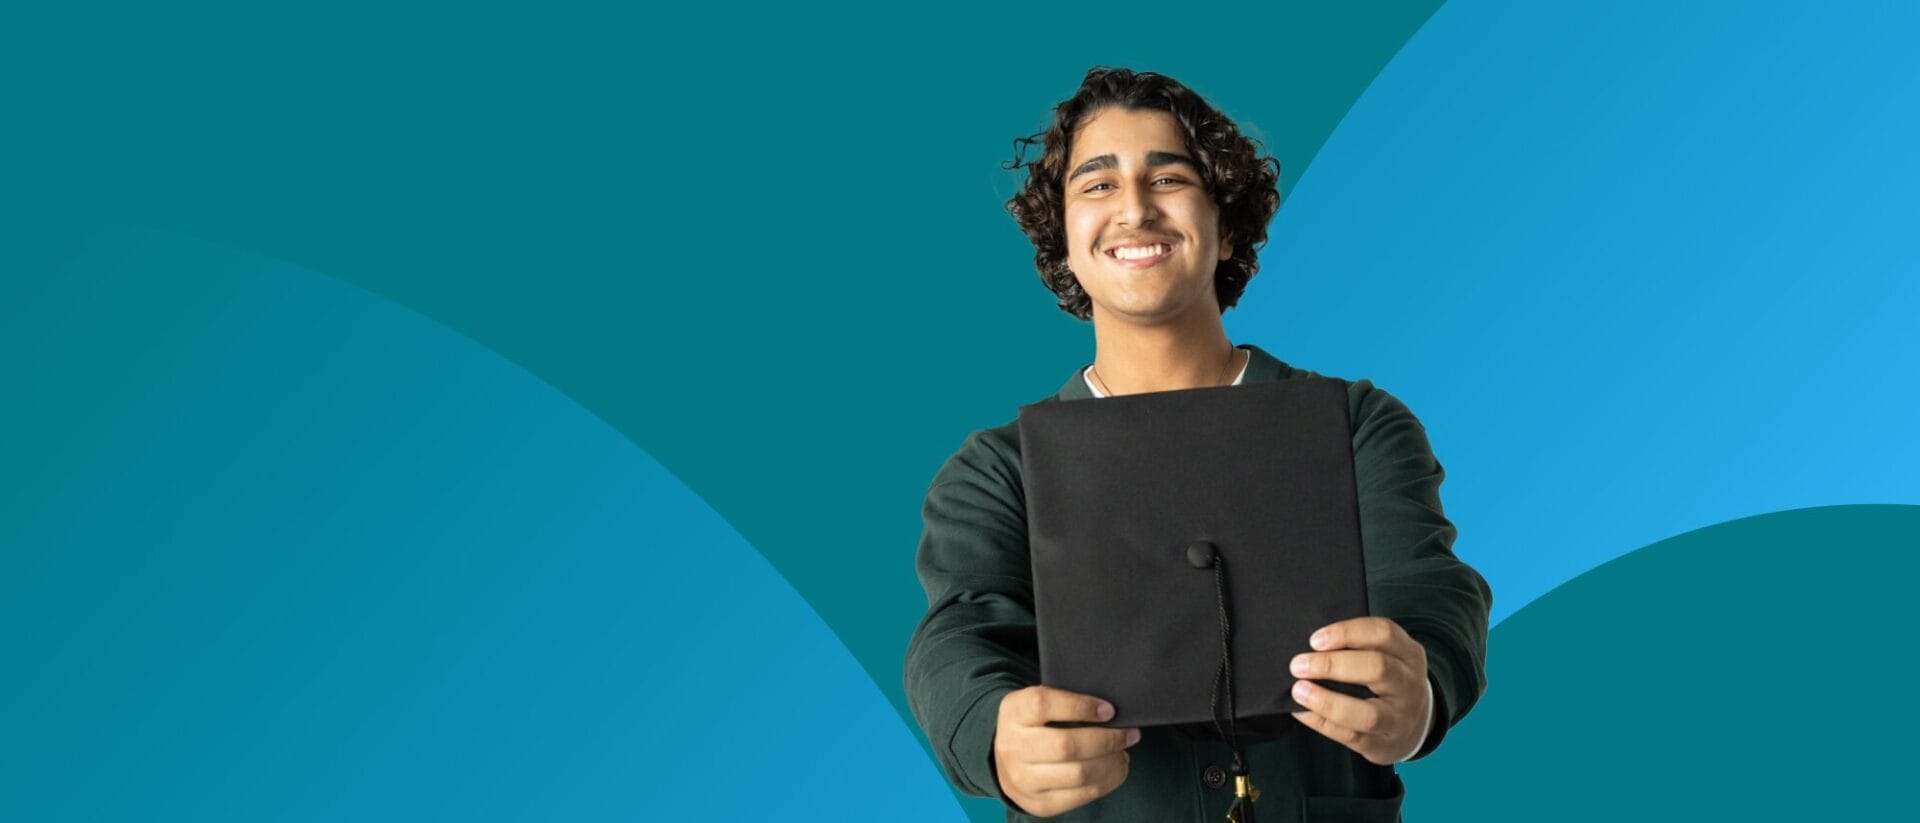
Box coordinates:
[1018,377,1371,822]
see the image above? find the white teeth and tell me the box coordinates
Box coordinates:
[1112,243,1169,260]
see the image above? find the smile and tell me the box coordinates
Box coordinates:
[1106,242,1175,268]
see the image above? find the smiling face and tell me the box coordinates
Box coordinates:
[1063,106,1234,326]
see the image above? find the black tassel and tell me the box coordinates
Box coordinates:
[1223,753,1259,823]
[1225,788,1256,823]
[1191,542,1261,823]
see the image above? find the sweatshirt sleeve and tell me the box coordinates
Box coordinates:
[902,428,1040,806]
[1347,380,1493,761]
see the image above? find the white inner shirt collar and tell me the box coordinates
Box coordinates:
[1083,349,1249,398]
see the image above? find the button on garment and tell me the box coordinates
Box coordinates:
[1202,764,1227,789]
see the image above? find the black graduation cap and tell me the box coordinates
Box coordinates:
[1018,377,1371,821]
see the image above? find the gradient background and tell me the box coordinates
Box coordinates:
[4,1,1916,820]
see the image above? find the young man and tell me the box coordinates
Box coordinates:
[904,67,1491,822]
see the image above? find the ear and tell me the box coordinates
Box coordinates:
[1218,231,1235,262]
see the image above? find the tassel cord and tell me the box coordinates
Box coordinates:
[1207,554,1258,823]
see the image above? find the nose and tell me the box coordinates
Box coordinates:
[1117,180,1160,227]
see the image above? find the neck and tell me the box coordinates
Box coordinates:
[1089,309,1238,396]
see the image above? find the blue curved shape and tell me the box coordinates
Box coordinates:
[1231,1,1920,623]
[0,231,966,821]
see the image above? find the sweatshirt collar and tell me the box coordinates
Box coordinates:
[1053,343,1292,402]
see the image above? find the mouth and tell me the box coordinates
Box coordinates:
[1105,241,1176,269]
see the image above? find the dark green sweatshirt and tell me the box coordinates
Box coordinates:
[903,343,1492,822]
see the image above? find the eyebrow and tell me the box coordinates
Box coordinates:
[1067,151,1201,183]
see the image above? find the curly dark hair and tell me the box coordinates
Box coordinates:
[1004,67,1282,321]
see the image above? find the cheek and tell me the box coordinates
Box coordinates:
[1063,206,1090,239]
[1179,200,1219,232]
[1063,210,1100,262]
[1181,207,1223,256]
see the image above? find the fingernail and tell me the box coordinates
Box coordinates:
[1311,631,1331,649]
[1125,728,1141,747]
[1293,681,1312,702]
[1290,655,1310,676]
[1097,702,1115,721]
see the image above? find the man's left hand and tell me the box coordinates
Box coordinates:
[1288,616,1429,766]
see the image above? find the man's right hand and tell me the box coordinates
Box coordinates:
[992,686,1140,817]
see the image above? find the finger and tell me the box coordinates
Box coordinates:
[1292,679,1394,738]
[1023,750,1129,793]
[1292,710,1392,765]
[1029,748,1128,805]
[1311,616,1409,652]
[1291,649,1386,687]
[1006,686,1115,727]
[1015,725,1140,764]
[1290,650,1416,695]
[1291,707,1366,749]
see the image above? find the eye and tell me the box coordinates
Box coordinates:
[1083,177,1185,193]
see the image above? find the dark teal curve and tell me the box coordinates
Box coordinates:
[1400,504,1919,821]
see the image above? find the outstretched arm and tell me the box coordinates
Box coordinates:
[1294,382,1493,762]
[903,430,1040,803]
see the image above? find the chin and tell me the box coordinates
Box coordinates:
[1097,298,1189,324]
[1101,282,1211,314]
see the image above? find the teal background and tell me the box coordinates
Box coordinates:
[3,1,1916,820]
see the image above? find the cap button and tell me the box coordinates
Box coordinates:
[1185,540,1217,569]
